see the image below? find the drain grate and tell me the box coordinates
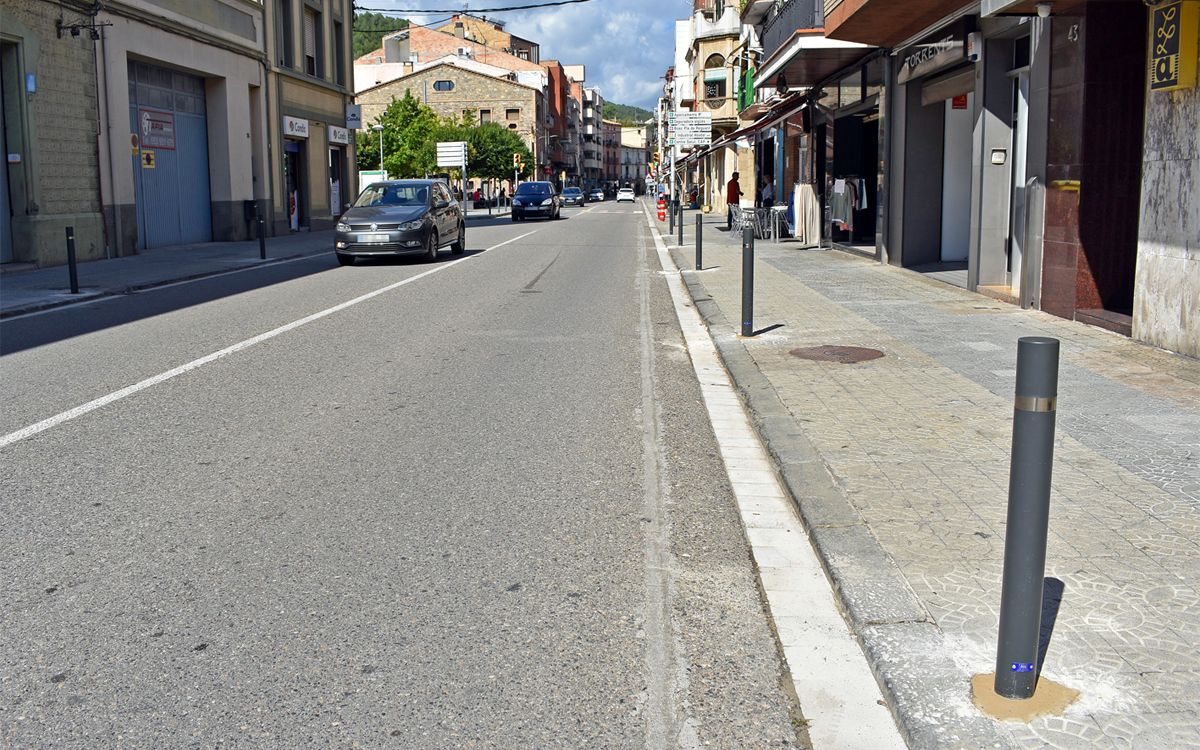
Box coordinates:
[789,345,885,364]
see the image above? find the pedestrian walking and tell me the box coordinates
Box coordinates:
[726,172,743,231]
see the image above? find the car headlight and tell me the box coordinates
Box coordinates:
[541,198,553,206]
[336,222,351,232]
[512,199,522,206]
[400,219,424,231]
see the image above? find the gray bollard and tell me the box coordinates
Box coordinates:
[257,211,267,260]
[995,336,1060,700]
[741,225,754,337]
[695,213,703,270]
[65,226,79,294]
[677,201,684,246]
[669,198,675,234]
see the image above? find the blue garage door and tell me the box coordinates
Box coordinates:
[128,61,212,249]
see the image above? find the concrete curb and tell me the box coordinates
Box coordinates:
[0,251,320,320]
[655,226,1018,750]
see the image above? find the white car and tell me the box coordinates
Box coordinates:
[616,188,636,203]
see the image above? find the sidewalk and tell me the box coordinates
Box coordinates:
[0,231,337,318]
[0,205,509,318]
[653,209,1200,749]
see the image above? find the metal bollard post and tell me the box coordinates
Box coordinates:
[669,198,675,234]
[65,226,80,294]
[994,336,1060,700]
[741,225,754,337]
[677,201,684,246]
[695,213,703,270]
[256,210,267,260]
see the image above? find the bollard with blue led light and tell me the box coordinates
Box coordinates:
[994,336,1060,700]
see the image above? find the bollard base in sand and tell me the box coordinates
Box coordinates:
[971,673,1079,722]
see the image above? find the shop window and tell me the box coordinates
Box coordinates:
[433,79,454,91]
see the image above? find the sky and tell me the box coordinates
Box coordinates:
[358,0,694,109]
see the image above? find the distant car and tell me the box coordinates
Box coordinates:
[334,179,465,265]
[561,187,585,206]
[511,181,562,221]
[616,188,636,203]
[589,189,605,202]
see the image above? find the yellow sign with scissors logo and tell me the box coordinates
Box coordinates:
[1150,0,1199,92]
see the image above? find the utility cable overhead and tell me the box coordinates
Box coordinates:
[355,0,593,14]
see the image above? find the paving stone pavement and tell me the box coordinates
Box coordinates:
[657,211,1200,750]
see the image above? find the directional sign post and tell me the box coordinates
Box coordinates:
[437,141,469,203]
[675,112,713,148]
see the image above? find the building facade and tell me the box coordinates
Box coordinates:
[602,119,621,186]
[1,0,104,266]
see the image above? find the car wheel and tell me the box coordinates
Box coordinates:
[425,229,439,261]
[451,222,466,254]
[336,252,355,266]
[511,215,519,222]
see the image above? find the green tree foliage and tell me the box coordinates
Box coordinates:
[605,102,654,126]
[353,11,408,60]
[355,96,534,182]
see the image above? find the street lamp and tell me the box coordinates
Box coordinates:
[371,124,385,176]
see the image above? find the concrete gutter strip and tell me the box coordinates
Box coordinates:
[665,242,1021,750]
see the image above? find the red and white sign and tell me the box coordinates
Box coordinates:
[138,108,176,150]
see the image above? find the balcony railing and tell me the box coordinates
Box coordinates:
[761,0,824,61]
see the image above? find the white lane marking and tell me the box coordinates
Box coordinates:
[0,253,331,322]
[639,202,906,749]
[0,231,537,450]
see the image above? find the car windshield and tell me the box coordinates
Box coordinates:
[563,188,582,195]
[354,184,429,208]
[516,184,551,196]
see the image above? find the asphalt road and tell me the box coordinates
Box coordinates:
[0,203,803,748]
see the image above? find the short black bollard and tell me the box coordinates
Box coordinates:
[995,336,1060,700]
[741,225,754,337]
[65,226,79,294]
[669,198,675,234]
[677,201,684,246]
[695,213,703,270]
[256,211,267,260]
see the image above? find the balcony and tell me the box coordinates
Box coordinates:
[692,1,742,40]
[761,0,824,60]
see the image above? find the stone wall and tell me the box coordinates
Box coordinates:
[1,1,104,265]
[1134,71,1200,357]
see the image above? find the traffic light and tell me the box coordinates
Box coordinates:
[513,153,523,168]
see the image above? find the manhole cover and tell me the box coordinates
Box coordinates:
[789,345,885,364]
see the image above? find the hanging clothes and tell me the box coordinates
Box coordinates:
[830,179,852,226]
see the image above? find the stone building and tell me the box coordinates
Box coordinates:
[431,14,540,63]
[1,0,104,266]
[356,62,544,158]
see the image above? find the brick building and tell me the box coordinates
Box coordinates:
[1,0,104,266]
[356,62,544,160]
[602,119,622,185]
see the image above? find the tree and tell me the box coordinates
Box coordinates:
[469,123,533,181]
[355,91,439,177]
[353,11,408,60]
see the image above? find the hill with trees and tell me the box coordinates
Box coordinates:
[353,11,408,60]
[604,102,654,126]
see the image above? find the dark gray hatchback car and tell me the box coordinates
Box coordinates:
[335,179,465,265]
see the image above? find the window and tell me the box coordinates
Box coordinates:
[333,20,345,85]
[704,54,727,99]
[433,79,454,91]
[480,109,491,124]
[303,8,323,78]
[506,108,520,121]
[518,50,529,60]
[279,0,295,67]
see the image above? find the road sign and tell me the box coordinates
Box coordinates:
[437,141,468,168]
[675,112,712,147]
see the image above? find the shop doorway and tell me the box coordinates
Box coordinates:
[941,93,973,262]
[284,142,305,231]
[329,146,346,217]
[832,110,879,249]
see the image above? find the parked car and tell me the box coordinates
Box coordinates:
[589,188,605,202]
[511,181,562,221]
[562,186,585,206]
[616,187,636,203]
[334,179,465,265]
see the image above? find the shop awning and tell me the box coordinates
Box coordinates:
[981,0,1089,16]
[755,31,872,92]
[825,0,968,48]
